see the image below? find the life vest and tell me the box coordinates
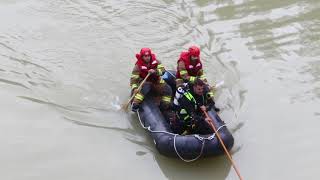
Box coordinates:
[176,51,203,79]
[135,53,159,82]
[174,84,208,123]
[173,83,188,107]
[174,84,194,121]
[176,90,198,123]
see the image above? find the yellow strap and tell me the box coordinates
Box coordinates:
[180,70,187,75]
[131,84,138,90]
[159,78,165,84]
[209,86,216,94]
[135,93,144,101]
[180,109,187,114]
[161,96,171,102]
[157,69,163,76]
[189,76,196,83]
[199,74,206,80]
[131,74,140,79]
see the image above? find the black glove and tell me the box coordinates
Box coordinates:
[206,98,215,110]
[192,113,203,123]
[204,97,220,112]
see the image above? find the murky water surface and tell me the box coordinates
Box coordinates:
[0,0,319,179]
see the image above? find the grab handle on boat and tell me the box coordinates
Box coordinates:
[202,110,243,180]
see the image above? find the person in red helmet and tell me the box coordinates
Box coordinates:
[175,45,220,112]
[130,48,172,112]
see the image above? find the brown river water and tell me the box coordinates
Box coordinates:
[0,0,319,179]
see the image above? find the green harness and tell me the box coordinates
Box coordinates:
[178,91,198,122]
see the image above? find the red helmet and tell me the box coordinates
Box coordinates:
[140,48,152,56]
[188,46,200,57]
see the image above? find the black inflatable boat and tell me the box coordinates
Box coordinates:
[135,71,234,162]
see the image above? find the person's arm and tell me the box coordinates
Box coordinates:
[198,69,208,83]
[177,61,196,83]
[198,68,216,99]
[156,61,166,76]
[130,65,141,91]
[205,96,215,110]
[207,85,216,100]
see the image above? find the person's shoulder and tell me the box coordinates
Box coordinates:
[133,64,140,70]
[179,51,188,58]
[151,53,157,60]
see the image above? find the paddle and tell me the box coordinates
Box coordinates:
[121,73,151,111]
[202,109,243,180]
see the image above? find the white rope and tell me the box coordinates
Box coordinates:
[173,134,205,162]
[137,110,176,136]
[136,110,227,162]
